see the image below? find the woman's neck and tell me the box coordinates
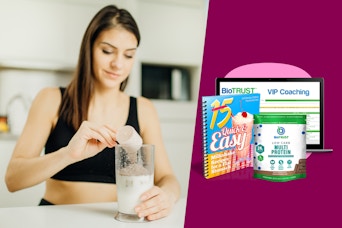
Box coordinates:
[91,84,123,106]
[88,87,128,126]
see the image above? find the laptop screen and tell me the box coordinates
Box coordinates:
[216,78,324,150]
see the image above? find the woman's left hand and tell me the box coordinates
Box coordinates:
[135,186,176,221]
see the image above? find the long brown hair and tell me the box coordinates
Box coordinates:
[59,5,140,130]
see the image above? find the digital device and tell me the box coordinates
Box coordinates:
[216,77,332,152]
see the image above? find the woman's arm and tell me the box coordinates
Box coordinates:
[5,87,69,191]
[5,88,117,192]
[135,97,181,220]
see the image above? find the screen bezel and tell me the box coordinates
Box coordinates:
[215,77,324,150]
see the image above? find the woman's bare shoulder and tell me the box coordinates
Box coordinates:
[34,87,62,104]
[36,87,61,98]
[136,96,160,133]
[136,96,156,114]
[30,87,63,119]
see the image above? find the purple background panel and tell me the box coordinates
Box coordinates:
[185,0,341,227]
[224,62,311,78]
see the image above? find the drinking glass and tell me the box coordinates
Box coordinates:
[114,144,154,222]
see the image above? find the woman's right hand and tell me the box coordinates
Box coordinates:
[66,121,117,162]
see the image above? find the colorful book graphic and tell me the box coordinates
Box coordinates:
[201,94,260,179]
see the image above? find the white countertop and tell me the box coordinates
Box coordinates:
[0,198,186,228]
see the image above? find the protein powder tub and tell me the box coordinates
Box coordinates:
[253,114,306,182]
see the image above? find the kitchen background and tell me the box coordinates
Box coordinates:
[0,0,208,207]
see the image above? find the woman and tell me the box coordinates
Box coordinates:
[5,5,180,221]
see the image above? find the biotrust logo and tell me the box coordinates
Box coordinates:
[274,126,288,139]
[220,87,256,94]
[277,126,285,135]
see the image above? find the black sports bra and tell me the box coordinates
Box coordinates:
[45,87,140,184]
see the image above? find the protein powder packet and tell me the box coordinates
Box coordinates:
[253,114,306,182]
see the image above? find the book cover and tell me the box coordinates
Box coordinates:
[202,93,260,179]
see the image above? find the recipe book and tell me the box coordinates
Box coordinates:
[202,93,260,179]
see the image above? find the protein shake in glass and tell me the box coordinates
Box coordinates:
[115,145,154,222]
[115,126,154,223]
[232,111,254,161]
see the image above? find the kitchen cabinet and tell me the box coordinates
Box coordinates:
[137,0,207,66]
[0,1,68,69]
[0,0,206,69]
[0,0,125,69]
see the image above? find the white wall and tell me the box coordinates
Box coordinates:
[0,0,207,207]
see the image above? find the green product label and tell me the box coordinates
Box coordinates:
[254,114,306,124]
[254,173,306,182]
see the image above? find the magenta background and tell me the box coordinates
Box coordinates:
[185,0,341,227]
